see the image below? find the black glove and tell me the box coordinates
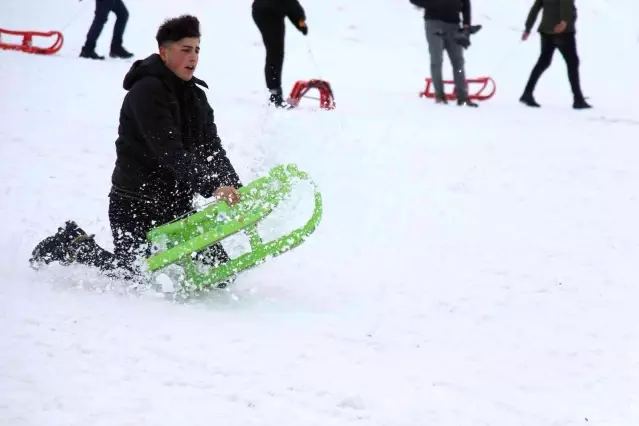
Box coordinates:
[297,19,308,35]
[454,25,482,49]
[455,30,471,49]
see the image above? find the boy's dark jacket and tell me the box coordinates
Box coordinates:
[110,54,241,206]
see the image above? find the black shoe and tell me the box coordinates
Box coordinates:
[79,50,105,60]
[110,46,134,59]
[435,94,448,104]
[457,98,479,107]
[268,92,293,109]
[520,93,540,107]
[573,98,592,109]
[29,221,94,268]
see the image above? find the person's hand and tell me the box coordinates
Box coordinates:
[298,19,308,35]
[554,21,567,33]
[214,186,240,205]
[521,31,530,41]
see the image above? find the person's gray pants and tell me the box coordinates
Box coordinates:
[425,19,468,100]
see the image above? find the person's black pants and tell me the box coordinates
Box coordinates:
[108,191,183,269]
[252,7,286,93]
[523,32,585,101]
[75,190,231,283]
[82,0,129,52]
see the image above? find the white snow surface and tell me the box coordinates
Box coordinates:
[2,0,639,424]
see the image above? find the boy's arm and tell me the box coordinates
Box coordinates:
[127,78,215,196]
[524,0,543,33]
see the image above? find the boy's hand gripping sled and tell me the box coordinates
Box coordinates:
[144,164,322,290]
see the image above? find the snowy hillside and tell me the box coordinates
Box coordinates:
[2,0,639,425]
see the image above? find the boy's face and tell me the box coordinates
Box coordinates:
[159,37,200,81]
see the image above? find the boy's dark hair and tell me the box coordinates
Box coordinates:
[156,15,201,46]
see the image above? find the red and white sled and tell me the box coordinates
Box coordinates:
[419,76,496,101]
[0,28,64,55]
[287,79,336,110]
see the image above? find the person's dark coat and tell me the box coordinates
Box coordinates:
[524,0,577,35]
[110,53,241,208]
[410,0,472,27]
[252,0,306,26]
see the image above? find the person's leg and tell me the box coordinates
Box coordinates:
[109,0,133,58]
[253,8,287,104]
[29,220,134,280]
[109,192,234,289]
[80,0,112,59]
[108,192,162,269]
[192,242,236,288]
[29,193,187,282]
[441,24,476,106]
[106,189,237,289]
[520,33,556,106]
[555,32,590,108]
[266,18,286,95]
[424,19,448,102]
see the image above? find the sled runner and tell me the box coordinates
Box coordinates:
[287,79,335,110]
[145,163,323,291]
[419,76,496,102]
[0,28,64,55]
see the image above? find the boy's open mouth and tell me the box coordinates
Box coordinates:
[186,66,195,71]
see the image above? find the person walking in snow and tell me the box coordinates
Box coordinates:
[80,0,133,59]
[30,15,243,288]
[520,0,591,109]
[410,0,478,107]
[252,0,308,108]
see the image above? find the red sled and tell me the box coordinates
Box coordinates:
[419,76,496,101]
[287,79,335,110]
[0,28,64,55]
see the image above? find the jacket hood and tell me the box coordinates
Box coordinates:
[122,53,208,91]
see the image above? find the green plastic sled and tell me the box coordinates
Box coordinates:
[144,163,322,290]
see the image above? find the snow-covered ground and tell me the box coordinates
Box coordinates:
[2,0,639,424]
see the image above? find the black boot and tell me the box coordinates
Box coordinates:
[457,98,479,107]
[110,46,134,59]
[520,93,541,107]
[435,94,448,104]
[79,49,105,60]
[30,221,95,268]
[268,89,293,109]
[30,221,136,280]
[573,97,592,109]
